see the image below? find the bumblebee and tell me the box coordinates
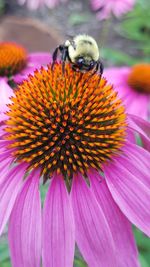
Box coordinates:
[52,34,103,76]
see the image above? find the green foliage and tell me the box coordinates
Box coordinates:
[0,235,11,267]
[134,228,150,266]
[0,227,149,266]
[120,9,150,42]
[69,13,91,26]
[74,257,87,267]
[116,0,150,60]
[0,0,4,14]
[101,48,139,66]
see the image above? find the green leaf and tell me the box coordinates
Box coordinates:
[40,183,49,206]
[69,13,91,26]
[74,257,87,267]
[139,254,149,267]
[117,0,150,43]
[0,239,10,262]
[0,262,11,267]
[101,48,139,66]
[134,228,150,251]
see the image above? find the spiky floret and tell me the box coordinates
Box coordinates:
[0,42,27,76]
[127,63,150,94]
[5,63,126,181]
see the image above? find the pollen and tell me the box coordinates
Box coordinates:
[127,63,150,94]
[5,63,127,181]
[0,42,27,76]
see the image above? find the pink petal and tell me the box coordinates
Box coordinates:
[18,0,43,9]
[14,53,51,84]
[88,169,140,267]
[13,67,37,84]
[126,128,136,143]
[104,68,149,119]
[123,142,150,179]
[0,151,14,183]
[129,114,150,136]
[28,52,51,66]
[128,114,150,151]
[9,168,42,267]
[43,174,75,267]
[104,149,150,237]
[0,139,12,150]
[0,78,14,122]
[126,95,149,120]
[0,163,27,236]
[71,173,116,267]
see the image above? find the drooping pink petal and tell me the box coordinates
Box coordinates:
[0,144,11,155]
[126,128,136,143]
[9,168,42,267]
[0,163,27,236]
[123,142,150,178]
[0,150,14,183]
[0,78,14,122]
[88,168,140,267]
[104,148,150,237]
[71,172,116,267]
[0,125,4,137]
[128,114,150,151]
[43,173,75,267]
[129,114,150,136]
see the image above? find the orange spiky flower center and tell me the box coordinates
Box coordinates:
[5,63,126,181]
[0,42,27,77]
[127,63,150,94]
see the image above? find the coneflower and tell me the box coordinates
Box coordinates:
[104,64,150,120]
[0,63,149,267]
[0,41,51,121]
[18,0,68,9]
[91,0,136,20]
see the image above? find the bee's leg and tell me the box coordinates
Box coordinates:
[89,61,103,87]
[51,46,61,70]
[61,48,68,74]
[98,61,104,76]
[71,65,80,72]
[95,61,104,84]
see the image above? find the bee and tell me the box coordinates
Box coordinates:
[51,34,103,76]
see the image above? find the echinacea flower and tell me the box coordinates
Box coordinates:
[91,0,136,20]
[0,42,51,84]
[0,63,150,267]
[104,64,150,120]
[0,42,51,121]
[18,0,68,9]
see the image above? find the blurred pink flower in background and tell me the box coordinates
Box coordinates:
[0,63,150,267]
[104,64,150,120]
[18,0,68,9]
[0,42,51,84]
[91,0,136,20]
[0,42,51,121]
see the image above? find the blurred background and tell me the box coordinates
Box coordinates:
[0,0,150,266]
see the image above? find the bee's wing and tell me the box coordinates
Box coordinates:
[65,34,74,40]
[65,34,76,50]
